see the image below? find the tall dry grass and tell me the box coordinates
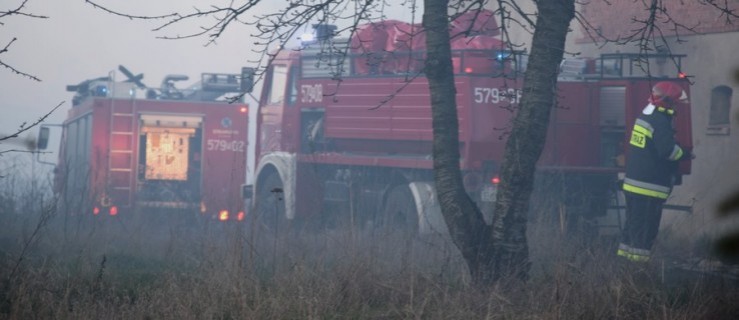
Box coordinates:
[1,169,738,319]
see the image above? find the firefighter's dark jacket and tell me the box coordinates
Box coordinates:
[623,104,689,199]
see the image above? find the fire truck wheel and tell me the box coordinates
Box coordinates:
[377,184,419,236]
[251,172,289,237]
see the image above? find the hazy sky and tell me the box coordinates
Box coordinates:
[0,1,418,152]
[1,1,258,140]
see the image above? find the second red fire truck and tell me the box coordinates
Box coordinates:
[245,11,692,235]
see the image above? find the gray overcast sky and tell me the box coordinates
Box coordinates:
[1,1,418,146]
[1,1,272,137]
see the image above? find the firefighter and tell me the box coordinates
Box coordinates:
[617,81,692,263]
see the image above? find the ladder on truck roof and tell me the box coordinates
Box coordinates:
[107,96,136,208]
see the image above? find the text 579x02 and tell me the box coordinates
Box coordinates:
[206,139,245,152]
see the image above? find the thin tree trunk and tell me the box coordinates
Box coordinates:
[491,0,575,281]
[423,0,493,283]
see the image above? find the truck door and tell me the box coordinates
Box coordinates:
[259,64,291,153]
[137,114,203,207]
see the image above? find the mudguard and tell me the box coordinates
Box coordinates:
[254,152,297,220]
[408,182,450,235]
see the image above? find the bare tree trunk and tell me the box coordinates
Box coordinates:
[423,0,494,284]
[491,0,575,280]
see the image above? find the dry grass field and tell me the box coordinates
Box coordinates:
[1,170,738,319]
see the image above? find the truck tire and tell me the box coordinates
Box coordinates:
[377,184,419,236]
[251,171,289,239]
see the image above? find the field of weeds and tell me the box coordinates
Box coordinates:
[1,172,739,319]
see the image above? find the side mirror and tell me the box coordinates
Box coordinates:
[37,126,50,150]
[240,67,255,93]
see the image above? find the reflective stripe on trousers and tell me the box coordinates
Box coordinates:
[623,177,670,199]
[617,243,650,262]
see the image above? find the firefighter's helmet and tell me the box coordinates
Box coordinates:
[650,81,689,107]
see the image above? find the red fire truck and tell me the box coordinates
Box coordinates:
[38,66,250,221]
[246,11,693,236]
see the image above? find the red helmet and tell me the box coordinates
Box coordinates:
[649,81,689,107]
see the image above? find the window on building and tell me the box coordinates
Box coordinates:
[707,85,733,135]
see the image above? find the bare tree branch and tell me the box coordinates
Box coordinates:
[83,0,177,20]
[0,37,41,81]
[0,0,47,20]
[0,0,47,81]
[0,101,63,142]
[701,0,739,22]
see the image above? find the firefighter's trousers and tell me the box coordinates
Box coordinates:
[620,192,665,254]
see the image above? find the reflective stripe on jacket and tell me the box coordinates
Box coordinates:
[623,104,687,199]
